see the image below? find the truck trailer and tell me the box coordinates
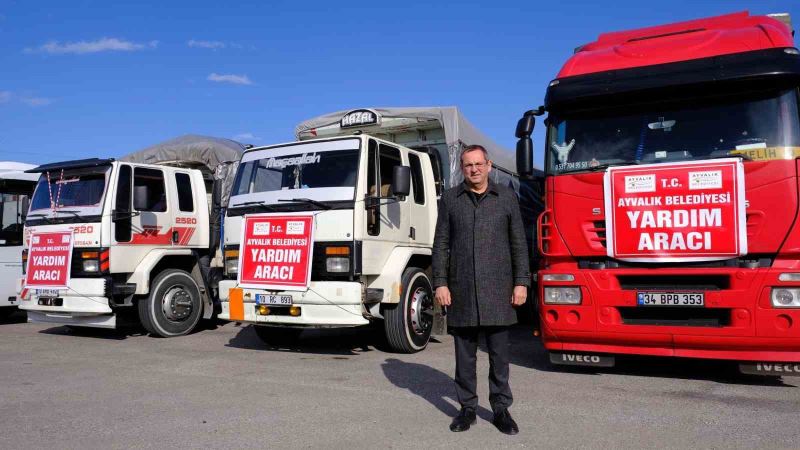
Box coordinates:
[516,11,800,375]
[218,107,542,352]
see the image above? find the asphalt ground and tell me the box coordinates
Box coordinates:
[0,311,798,449]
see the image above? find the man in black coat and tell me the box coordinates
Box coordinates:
[432,144,530,435]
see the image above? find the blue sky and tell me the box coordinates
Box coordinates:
[1,0,798,167]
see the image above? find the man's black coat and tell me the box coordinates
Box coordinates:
[432,181,530,327]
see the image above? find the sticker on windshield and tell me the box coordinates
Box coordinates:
[551,139,576,164]
[688,170,722,190]
[264,153,321,169]
[730,146,800,161]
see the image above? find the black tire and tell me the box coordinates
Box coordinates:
[252,325,302,346]
[138,269,203,337]
[384,267,434,353]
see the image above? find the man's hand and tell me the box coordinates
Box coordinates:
[435,286,452,307]
[511,286,527,307]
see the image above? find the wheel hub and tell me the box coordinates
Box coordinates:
[162,286,193,322]
[409,287,433,335]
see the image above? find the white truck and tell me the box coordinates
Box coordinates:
[218,107,541,352]
[17,135,242,336]
[0,162,39,318]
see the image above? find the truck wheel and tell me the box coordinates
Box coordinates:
[384,267,434,353]
[253,325,302,346]
[138,269,202,337]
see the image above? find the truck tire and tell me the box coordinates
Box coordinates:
[253,325,302,346]
[384,267,434,353]
[138,269,203,337]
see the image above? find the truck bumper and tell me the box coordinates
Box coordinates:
[539,268,800,363]
[17,277,116,328]
[218,279,369,327]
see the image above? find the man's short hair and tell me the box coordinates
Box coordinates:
[460,144,489,164]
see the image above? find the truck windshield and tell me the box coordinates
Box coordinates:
[30,169,108,211]
[230,139,360,206]
[546,89,800,175]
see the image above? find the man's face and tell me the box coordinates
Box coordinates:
[461,149,492,188]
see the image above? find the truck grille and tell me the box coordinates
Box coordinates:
[619,307,731,327]
[589,220,606,248]
[617,275,729,290]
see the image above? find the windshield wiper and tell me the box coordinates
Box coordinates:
[278,198,332,210]
[53,209,82,217]
[229,201,277,211]
[26,213,53,224]
[558,161,640,175]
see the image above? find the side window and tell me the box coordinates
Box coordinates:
[175,173,194,212]
[115,165,132,242]
[408,153,425,205]
[378,144,402,198]
[428,149,444,195]
[367,140,379,236]
[133,167,167,212]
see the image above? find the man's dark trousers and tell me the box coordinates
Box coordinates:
[452,326,512,414]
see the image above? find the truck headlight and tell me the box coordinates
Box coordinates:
[326,257,350,273]
[224,248,239,275]
[544,287,582,305]
[324,246,350,273]
[83,260,100,272]
[771,288,800,308]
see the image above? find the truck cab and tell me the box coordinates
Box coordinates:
[519,12,800,375]
[219,107,535,352]
[18,135,242,336]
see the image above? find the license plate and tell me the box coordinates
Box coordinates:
[637,292,704,306]
[34,289,60,298]
[255,294,292,305]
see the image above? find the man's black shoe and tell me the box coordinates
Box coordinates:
[449,408,477,432]
[492,409,519,435]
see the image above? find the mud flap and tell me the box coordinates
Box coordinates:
[432,301,447,335]
[739,362,800,376]
[549,352,615,367]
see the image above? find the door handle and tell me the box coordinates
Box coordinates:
[409,227,416,240]
[172,230,180,244]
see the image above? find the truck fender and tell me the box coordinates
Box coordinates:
[370,247,432,304]
[128,249,194,296]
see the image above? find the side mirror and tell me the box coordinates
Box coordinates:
[20,196,30,221]
[391,166,411,198]
[133,185,149,210]
[517,138,534,178]
[515,107,544,178]
[515,112,536,139]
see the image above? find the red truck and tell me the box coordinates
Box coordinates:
[515,11,800,376]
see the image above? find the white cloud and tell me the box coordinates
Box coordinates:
[207,73,253,85]
[233,133,259,141]
[188,39,226,50]
[20,97,54,107]
[25,37,158,55]
[0,91,10,103]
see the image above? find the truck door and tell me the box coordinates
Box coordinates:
[172,171,200,246]
[407,151,434,246]
[111,166,175,273]
[362,140,410,272]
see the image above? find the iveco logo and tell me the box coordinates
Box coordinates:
[562,354,601,363]
[755,363,800,373]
